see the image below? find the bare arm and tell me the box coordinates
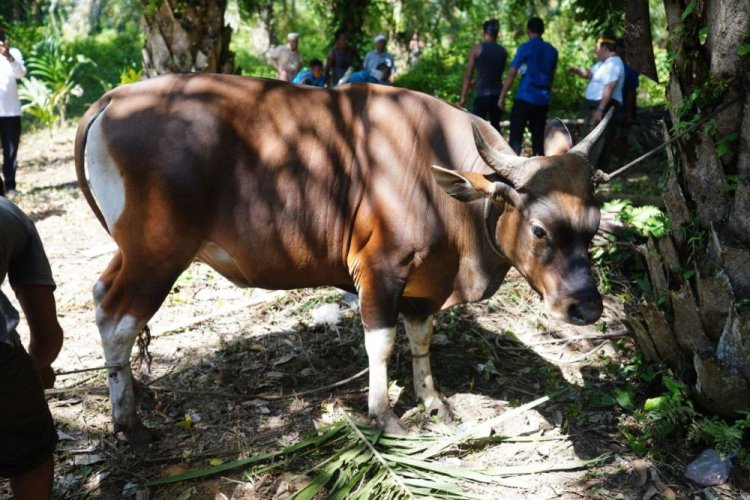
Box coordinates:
[498,66,519,112]
[568,66,591,79]
[325,50,334,87]
[15,284,63,388]
[592,81,616,125]
[459,45,480,108]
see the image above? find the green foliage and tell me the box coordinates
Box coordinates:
[603,199,669,238]
[619,376,696,456]
[688,412,750,469]
[19,35,93,127]
[63,28,143,114]
[393,50,464,103]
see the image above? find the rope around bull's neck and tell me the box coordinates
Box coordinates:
[593,93,745,186]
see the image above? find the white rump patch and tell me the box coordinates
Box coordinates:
[86,109,126,233]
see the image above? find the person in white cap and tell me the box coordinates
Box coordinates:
[363,33,395,79]
[266,32,302,82]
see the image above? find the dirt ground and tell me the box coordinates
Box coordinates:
[1,123,746,499]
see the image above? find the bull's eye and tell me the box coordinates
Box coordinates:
[532,225,547,239]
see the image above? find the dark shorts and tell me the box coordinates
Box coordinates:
[0,341,58,477]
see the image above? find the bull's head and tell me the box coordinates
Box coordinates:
[432,112,613,325]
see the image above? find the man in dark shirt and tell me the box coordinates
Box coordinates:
[0,197,63,499]
[459,19,508,133]
[499,17,558,155]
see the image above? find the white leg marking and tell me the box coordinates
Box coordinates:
[93,279,108,306]
[86,110,126,233]
[96,306,146,431]
[364,327,398,428]
[404,316,450,418]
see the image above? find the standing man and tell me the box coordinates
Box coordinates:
[0,197,64,499]
[568,34,625,130]
[499,17,558,155]
[363,34,396,78]
[568,34,625,168]
[266,32,302,82]
[459,19,508,133]
[0,27,26,197]
[325,29,360,87]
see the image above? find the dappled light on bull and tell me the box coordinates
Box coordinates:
[74,74,604,444]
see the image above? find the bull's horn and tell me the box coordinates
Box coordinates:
[569,108,615,158]
[472,120,527,186]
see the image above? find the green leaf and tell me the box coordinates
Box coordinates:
[738,44,750,56]
[644,396,667,411]
[682,0,697,20]
[699,27,709,45]
[614,387,635,410]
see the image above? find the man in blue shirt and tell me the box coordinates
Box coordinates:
[346,61,391,85]
[292,59,326,87]
[499,17,558,155]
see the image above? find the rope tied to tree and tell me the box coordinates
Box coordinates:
[594,92,746,186]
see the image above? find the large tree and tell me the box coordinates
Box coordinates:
[140,0,234,76]
[627,0,750,417]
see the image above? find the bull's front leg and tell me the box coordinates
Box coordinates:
[403,315,452,419]
[364,326,404,434]
[357,270,406,434]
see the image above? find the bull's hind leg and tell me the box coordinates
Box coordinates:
[403,315,452,420]
[94,249,192,445]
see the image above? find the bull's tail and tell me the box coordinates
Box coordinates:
[74,96,112,233]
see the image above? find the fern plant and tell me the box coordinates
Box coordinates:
[18,36,93,127]
[689,412,750,469]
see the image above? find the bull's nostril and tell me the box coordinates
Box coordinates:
[568,304,585,324]
[567,300,603,325]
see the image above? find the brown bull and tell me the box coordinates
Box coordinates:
[74,74,610,443]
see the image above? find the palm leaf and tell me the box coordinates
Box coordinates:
[147,392,601,498]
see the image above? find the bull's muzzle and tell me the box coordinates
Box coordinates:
[566,295,603,325]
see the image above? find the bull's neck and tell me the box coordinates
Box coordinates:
[482,198,510,264]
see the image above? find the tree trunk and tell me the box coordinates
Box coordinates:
[629,0,750,417]
[331,0,369,45]
[140,0,235,77]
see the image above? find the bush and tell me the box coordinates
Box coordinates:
[394,50,465,104]
[64,28,143,115]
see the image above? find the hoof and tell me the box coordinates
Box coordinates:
[423,395,453,421]
[119,422,154,449]
[372,409,407,435]
[383,417,408,435]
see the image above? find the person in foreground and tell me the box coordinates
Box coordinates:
[0,197,64,499]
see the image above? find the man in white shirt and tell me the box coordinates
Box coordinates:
[267,33,302,82]
[0,27,26,197]
[569,35,625,126]
[569,35,624,168]
[363,34,396,80]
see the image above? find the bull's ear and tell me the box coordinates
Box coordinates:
[431,165,486,201]
[544,118,573,156]
[431,165,521,207]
